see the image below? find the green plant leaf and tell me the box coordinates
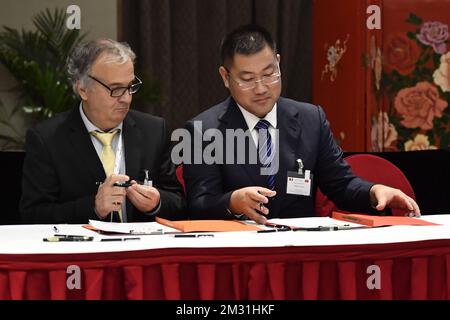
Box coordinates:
[0,8,88,122]
[406,13,423,25]
[433,53,442,66]
[428,131,436,145]
[407,31,416,40]
[0,134,20,142]
[442,131,450,148]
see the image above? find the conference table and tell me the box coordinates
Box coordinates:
[1,215,450,300]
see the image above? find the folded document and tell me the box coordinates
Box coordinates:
[84,220,170,235]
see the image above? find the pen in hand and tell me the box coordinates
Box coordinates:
[257,190,273,213]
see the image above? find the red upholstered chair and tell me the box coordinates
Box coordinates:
[315,154,416,217]
[176,164,186,195]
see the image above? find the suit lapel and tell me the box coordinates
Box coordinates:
[67,108,105,182]
[123,113,143,221]
[218,98,267,187]
[123,113,142,182]
[270,98,303,218]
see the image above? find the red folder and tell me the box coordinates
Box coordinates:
[156,217,262,232]
[332,211,439,227]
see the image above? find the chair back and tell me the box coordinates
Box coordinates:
[315,154,416,216]
[176,164,186,195]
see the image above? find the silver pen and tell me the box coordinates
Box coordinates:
[143,169,152,187]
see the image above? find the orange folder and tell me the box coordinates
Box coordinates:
[332,211,439,227]
[156,217,263,232]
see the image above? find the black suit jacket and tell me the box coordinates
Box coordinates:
[20,107,186,224]
[183,97,374,219]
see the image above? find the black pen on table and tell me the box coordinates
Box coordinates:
[43,235,93,242]
[257,228,291,233]
[54,234,92,238]
[173,234,215,238]
[100,238,141,241]
[292,225,366,231]
[292,226,337,231]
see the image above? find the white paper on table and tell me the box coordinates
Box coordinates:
[88,219,177,234]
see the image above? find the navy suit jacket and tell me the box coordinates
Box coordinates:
[20,107,186,224]
[183,97,374,219]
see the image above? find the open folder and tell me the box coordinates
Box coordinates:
[155,217,262,232]
[332,211,439,227]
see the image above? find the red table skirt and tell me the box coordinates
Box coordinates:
[1,239,450,300]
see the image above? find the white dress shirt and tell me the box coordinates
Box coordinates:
[79,103,128,222]
[236,102,277,150]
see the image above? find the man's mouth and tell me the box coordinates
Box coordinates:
[254,97,270,104]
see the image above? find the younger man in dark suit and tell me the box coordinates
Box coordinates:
[20,39,185,223]
[183,25,420,224]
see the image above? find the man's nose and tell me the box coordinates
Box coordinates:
[119,90,133,104]
[254,79,268,94]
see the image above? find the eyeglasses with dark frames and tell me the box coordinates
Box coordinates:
[88,75,143,97]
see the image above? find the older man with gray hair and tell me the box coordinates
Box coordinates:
[20,38,185,223]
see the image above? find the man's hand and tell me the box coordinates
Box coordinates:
[95,174,129,218]
[229,187,277,224]
[126,180,161,213]
[370,184,421,217]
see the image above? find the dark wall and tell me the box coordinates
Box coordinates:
[120,0,313,130]
[2,151,24,224]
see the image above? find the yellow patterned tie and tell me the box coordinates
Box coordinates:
[91,129,119,176]
[91,129,122,221]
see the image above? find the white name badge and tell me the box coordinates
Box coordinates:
[286,170,313,196]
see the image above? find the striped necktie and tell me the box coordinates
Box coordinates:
[255,120,276,190]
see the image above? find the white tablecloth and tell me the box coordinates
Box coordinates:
[0,215,449,254]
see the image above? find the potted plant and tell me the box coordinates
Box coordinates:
[0,8,87,121]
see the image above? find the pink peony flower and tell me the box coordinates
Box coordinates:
[394,82,448,130]
[417,21,449,54]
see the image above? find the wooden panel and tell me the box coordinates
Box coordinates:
[312,0,368,151]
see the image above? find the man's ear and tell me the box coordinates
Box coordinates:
[219,66,230,89]
[76,80,88,101]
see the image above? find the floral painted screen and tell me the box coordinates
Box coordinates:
[372,13,449,151]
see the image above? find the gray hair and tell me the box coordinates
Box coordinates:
[66,38,136,95]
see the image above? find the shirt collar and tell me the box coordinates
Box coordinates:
[236,102,277,131]
[79,102,123,133]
